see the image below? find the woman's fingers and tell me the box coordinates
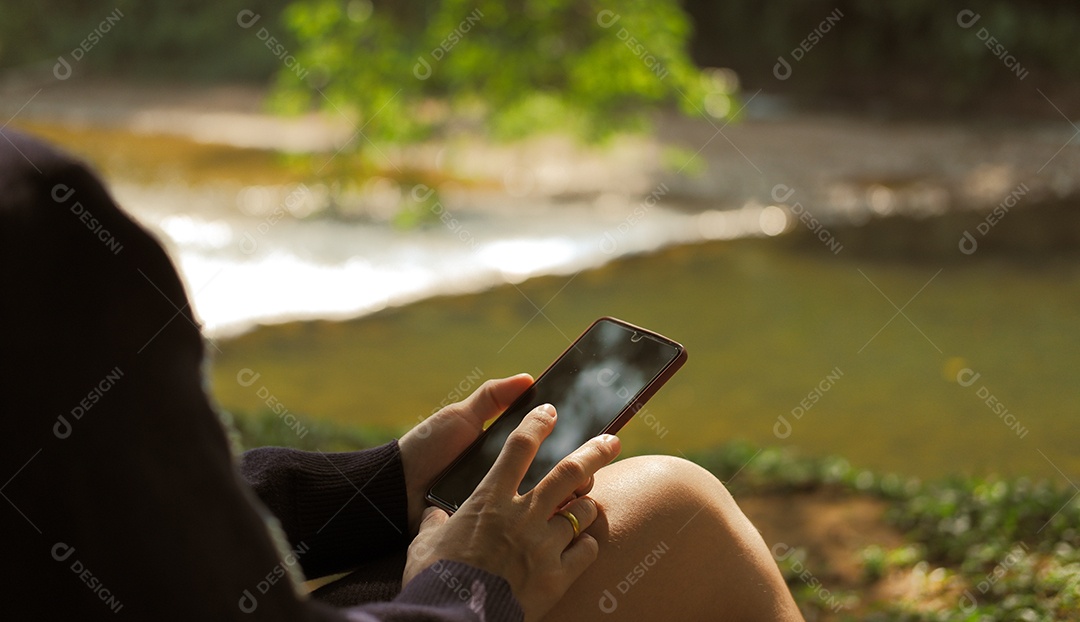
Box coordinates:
[419,505,448,529]
[477,403,556,496]
[551,496,599,542]
[404,412,620,621]
[399,374,534,535]
[534,434,621,510]
[560,532,600,581]
[572,475,595,499]
[451,374,533,426]
[551,498,603,590]
[402,506,451,584]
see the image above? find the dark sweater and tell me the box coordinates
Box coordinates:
[0,127,522,621]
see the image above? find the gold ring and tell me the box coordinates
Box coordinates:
[557,509,581,538]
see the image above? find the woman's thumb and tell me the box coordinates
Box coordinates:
[419,505,449,532]
[404,507,451,584]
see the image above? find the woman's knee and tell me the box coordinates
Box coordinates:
[594,454,742,527]
[548,455,798,621]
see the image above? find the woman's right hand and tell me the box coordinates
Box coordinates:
[402,403,621,621]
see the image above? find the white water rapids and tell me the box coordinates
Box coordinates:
[112,181,787,338]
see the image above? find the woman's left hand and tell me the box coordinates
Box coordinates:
[398,373,534,534]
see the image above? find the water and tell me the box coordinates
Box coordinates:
[18,121,1079,481]
[18,121,787,337]
[112,180,782,336]
[208,238,1080,481]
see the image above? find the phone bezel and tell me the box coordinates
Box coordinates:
[425,316,687,513]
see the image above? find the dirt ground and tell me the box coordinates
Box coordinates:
[741,489,984,620]
[742,491,902,584]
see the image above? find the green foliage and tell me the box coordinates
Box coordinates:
[6,0,1079,115]
[660,145,706,177]
[862,543,925,582]
[892,478,1079,567]
[0,0,296,80]
[223,408,394,452]
[690,441,1080,619]
[882,477,1080,619]
[688,439,919,499]
[274,0,727,146]
[688,0,1080,111]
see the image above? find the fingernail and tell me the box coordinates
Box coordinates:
[535,403,554,418]
[598,434,618,447]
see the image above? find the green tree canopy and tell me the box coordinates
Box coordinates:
[274,0,733,144]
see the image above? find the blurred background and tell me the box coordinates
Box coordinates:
[3,0,1078,477]
[3,1,1080,616]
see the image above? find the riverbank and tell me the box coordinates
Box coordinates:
[5,78,1079,221]
[8,79,1080,341]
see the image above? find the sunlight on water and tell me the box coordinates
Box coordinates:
[476,239,579,281]
[159,215,233,248]
[179,252,401,332]
[115,181,784,336]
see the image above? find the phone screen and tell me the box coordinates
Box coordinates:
[427,317,685,512]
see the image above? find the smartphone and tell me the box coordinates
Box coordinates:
[426,317,687,513]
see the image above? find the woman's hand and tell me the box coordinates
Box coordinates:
[399,374,534,534]
[403,404,621,621]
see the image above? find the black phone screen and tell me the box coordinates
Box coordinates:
[427,318,684,512]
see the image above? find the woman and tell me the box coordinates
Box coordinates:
[0,128,801,621]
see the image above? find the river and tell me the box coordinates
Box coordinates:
[15,120,1079,481]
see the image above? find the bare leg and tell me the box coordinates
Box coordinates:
[543,456,802,621]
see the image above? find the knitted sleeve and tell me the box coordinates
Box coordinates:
[343,561,523,621]
[239,441,410,578]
